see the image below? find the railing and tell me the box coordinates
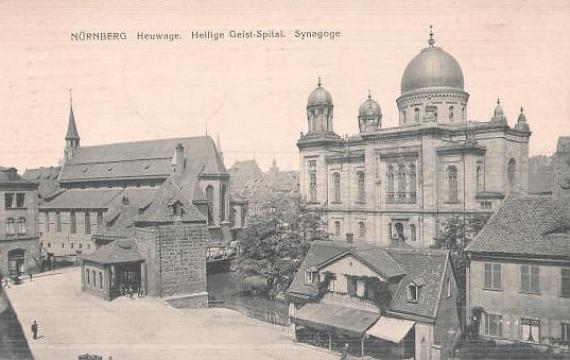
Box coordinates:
[321,292,379,312]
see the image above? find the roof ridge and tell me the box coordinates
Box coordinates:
[76,135,210,150]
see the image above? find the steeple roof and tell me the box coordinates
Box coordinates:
[65,102,80,140]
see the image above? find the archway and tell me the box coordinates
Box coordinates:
[7,249,25,276]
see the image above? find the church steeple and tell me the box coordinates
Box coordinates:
[64,90,80,164]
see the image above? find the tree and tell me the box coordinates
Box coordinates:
[239,195,330,297]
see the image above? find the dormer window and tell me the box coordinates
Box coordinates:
[407,284,421,303]
[172,202,184,219]
[305,270,316,285]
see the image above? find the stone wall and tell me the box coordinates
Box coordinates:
[135,223,208,307]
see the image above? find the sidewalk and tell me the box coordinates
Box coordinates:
[4,267,337,360]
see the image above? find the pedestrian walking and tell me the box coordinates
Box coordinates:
[31,320,38,339]
[340,343,349,360]
[29,273,33,282]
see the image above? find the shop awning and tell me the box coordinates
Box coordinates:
[294,303,380,336]
[366,317,415,343]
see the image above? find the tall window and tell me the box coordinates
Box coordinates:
[70,211,77,234]
[397,166,407,201]
[562,323,570,342]
[520,265,540,294]
[99,272,103,289]
[357,171,365,203]
[409,164,417,202]
[449,106,454,121]
[92,270,96,287]
[97,211,104,230]
[483,313,503,337]
[395,222,405,241]
[520,318,540,343]
[334,221,341,237]
[206,185,214,224]
[308,160,317,202]
[56,211,62,232]
[333,172,341,203]
[45,212,50,233]
[410,224,416,242]
[484,263,502,290]
[414,108,420,122]
[407,285,419,302]
[17,217,26,234]
[462,106,466,121]
[16,193,25,208]
[4,193,14,208]
[476,162,484,193]
[402,110,407,123]
[86,269,90,285]
[6,218,15,235]
[507,158,517,188]
[562,268,570,298]
[447,166,458,202]
[388,223,392,239]
[386,165,395,202]
[220,185,227,221]
[328,274,337,291]
[358,221,366,238]
[84,212,91,234]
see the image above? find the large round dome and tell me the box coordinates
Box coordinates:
[401,46,464,94]
[308,82,332,106]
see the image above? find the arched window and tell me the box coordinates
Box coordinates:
[99,272,103,289]
[308,160,317,202]
[17,217,26,234]
[462,106,466,121]
[387,165,395,202]
[395,222,405,241]
[45,212,50,233]
[334,221,341,237]
[410,224,417,242]
[414,108,420,122]
[447,166,458,202]
[84,212,91,234]
[56,211,62,232]
[97,211,104,230]
[206,185,214,224]
[92,270,96,287]
[220,184,227,221]
[449,106,454,121]
[409,164,417,202]
[397,165,407,201]
[357,171,365,203]
[6,218,15,235]
[86,269,90,285]
[507,159,517,188]
[70,211,77,234]
[402,110,407,123]
[476,163,484,193]
[333,172,341,203]
[358,221,366,238]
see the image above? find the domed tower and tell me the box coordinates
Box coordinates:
[396,26,469,126]
[306,78,335,135]
[358,91,382,133]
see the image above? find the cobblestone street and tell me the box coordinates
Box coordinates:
[4,267,335,360]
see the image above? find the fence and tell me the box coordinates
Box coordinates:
[209,294,289,327]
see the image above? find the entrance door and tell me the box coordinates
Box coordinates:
[8,249,25,276]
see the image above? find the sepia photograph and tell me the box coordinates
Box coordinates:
[0,0,569,359]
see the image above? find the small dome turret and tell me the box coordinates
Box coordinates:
[307,77,332,106]
[306,77,335,135]
[358,91,382,133]
[515,106,530,132]
[491,98,507,125]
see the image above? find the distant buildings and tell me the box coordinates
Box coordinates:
[24,101,247,257]
[287,240,460,360]
[0,167,39,277]
[528,155,554,194]
[465,137,570,348]
[297,30,531,248]
[229,158,299,217]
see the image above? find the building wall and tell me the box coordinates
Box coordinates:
[135,223,208,302]
[468,258,570,342]
[39,209,101,256]
[415,322,436,360]
[1,184,40,275]
[433,259,461,360]
[82,262,110,300]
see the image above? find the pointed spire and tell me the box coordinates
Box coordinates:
[216,132,222,152]
[515,106,530,132]
[65,89,80,140]
[491,97,507,124]
[428,25,435,47]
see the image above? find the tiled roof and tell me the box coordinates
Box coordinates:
[83,239,142,265]
[0,166,24,183]
[59,136,227,183]
[40,188,124,209]
[22,167,61,198]
[288,241,449,321]
[466,195,570,258]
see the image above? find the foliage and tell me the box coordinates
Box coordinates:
[239,195,330,298]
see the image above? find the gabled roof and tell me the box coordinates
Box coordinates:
[83,239,142,265]
[288,241,450,321]
[466,194,570,258]
[59,136,227,183]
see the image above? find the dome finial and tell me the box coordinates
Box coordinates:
[520,106,524,113]
[69,88,73,107]
[317,76,321,87]
[368,89,371,99]
[497,98,500,105]
[428,25,435,47]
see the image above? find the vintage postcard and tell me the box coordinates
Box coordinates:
[0,0,569,359]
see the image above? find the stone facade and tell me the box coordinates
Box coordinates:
[0,167,40,276]
[298,33,530,248]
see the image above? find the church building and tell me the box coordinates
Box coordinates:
[297,29,531,247]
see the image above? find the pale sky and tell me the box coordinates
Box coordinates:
[0,0,569,172]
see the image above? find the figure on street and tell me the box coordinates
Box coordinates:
[31,320,38,339]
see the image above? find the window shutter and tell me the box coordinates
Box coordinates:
[347,276,356,295]
[494,264,501,289]
[484,264,492,288]
[521,265,530,292]
[531,266,540,293]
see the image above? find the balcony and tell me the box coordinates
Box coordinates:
[321,291,379,313]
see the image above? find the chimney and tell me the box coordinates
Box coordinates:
[171,143,186,173]
[553,137,570,199]
[346,233,354,244]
